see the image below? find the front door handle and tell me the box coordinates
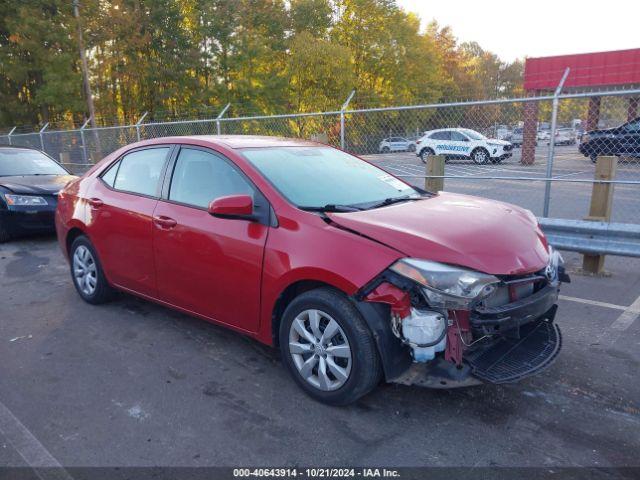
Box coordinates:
[88,197,103,208]
[153,215,177,229]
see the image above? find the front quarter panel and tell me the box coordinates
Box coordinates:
[257,210,403,345]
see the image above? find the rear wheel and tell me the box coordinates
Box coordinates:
[472,148,490,165]
[419,148,435,163]
[70,236,115,304]
[381,146,390,153]
[279,288,382,406]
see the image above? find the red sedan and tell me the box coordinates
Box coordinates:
[56,136,568,405]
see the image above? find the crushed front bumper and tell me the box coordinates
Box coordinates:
[388,285,563,387]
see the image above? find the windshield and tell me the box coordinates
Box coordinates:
[0,148,67,176]
[243,147,417,209]
[462,129,485,140]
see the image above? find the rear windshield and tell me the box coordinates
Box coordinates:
[0,148,67,176]
[243,146,416,209]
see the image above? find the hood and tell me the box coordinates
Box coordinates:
[0,175,78,195]
[487,138,511,146]
[327,192,549,275]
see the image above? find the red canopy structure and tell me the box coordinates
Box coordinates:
[519,49,640,164]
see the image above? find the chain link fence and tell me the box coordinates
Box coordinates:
[1,89,638,224]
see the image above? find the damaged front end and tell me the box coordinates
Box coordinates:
[354,248,570,388]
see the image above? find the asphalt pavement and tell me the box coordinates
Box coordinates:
[0,236,639,474]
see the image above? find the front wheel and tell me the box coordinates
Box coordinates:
[279,288,382,406]
[70,235,115,304]
[381,146,390,153]
[472,148,490,165]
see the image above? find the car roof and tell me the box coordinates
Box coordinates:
[149,135,322,149]
[0,145,45,152]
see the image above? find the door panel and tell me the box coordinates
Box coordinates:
[153,147,268,332]
[87,146,170,297]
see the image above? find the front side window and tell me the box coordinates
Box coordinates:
[462,129,486,141]
[243,147,417,209]
[0,148,67,177]
[451,131,469,142]
[112,147,169,197]
[169,148,253,208]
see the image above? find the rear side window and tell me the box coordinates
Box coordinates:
[101,161,119,187]
[168,148,254,208]
[109,147,170,197]
[430,131,451,141]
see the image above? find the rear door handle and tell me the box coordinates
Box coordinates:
[88,198,103,208]
[153,215,177,229]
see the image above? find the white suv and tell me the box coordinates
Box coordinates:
[416,128,513,164]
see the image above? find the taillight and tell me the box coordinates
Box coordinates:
[416,140,422,144]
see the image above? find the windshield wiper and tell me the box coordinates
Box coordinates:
[299,204,364,213]
[365,195,422,210]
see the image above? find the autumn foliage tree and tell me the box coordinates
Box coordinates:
[0,0,524,129]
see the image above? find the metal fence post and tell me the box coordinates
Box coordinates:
[542,68,570,217]
[216,103,231,135]
[79,117,91,164]
[340,90,355,150]
[7,127,16,146]
[135,111,148,142]
[39,122,49,152]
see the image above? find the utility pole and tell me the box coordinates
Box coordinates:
[73,0,97,130]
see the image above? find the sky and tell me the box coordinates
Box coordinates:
[397,0,639,62]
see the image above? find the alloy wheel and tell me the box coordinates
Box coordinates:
[288,309,352,391]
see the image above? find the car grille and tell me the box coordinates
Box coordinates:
[480,272,547,309]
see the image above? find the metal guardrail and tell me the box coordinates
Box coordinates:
[539,218,640,257]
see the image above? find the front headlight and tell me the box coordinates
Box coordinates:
[390,259,500,310]
[4,194,48,206]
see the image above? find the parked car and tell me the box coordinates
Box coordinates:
[508,127,541,147]
[379,137,416,153]
[0,146,76,242]
[537,129,551,141]
[579,116,640,163]
[552,128,576,146]
[416,128,513,164]
[56,135,568,405]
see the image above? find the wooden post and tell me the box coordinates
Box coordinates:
[425,155,445,192]
[521,95,539,165]
[583,155,617,274]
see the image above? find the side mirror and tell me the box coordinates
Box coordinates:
[208,194,255,220]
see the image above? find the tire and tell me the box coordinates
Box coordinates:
[69,235,115,304]
[419,148,435,164]
[381,146,390,153]
[472,148,490,165]
[279,287,382,406]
